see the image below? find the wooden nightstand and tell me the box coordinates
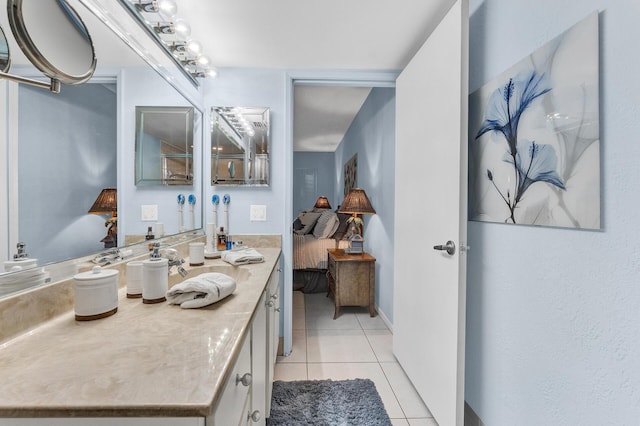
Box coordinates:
[326,249,376,319]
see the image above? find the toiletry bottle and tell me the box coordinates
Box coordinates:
[217,227,227,251]
[145,226,155,240]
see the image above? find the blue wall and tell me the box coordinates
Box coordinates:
[18,83,117,263]
[335,87,396,321]
[466,0,640,424]
[293,152,336,214]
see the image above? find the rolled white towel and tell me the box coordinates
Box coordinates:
[166,272,236,309]
[221,248,264,266]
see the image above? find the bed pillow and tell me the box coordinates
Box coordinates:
[293,217,303,231]
[332,213,352,240]
[313,211,339,239]
[293,211,322,235]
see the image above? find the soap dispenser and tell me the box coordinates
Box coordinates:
[142,244,169,304]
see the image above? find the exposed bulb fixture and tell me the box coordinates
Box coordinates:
[128,0,218,80]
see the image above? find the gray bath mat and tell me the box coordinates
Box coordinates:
[267,378,392,425]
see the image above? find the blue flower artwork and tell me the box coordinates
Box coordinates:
[469,12,600,229]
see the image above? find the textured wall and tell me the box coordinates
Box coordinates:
[334,87,396,321]
[466,0,640,424]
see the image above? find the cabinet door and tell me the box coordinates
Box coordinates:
[250,291,267,425]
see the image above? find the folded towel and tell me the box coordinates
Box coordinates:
[221,248,265,266]
[166,272,236,309]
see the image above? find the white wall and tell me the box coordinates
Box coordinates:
[466,0,640,424]
[334,87,396,321]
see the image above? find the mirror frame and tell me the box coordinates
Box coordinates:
[135,105,195,186]
[7,0,97,84]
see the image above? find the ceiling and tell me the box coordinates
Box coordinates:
[2,0,456,152]
[176,0,456,152]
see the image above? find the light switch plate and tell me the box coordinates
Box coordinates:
[250,205,267,221]
[141,204,158,221]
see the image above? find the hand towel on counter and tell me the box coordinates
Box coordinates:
[221,248,265,266]
[166,272,236,309]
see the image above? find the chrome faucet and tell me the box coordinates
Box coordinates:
[93,247,121,264]
[151,243,188,277]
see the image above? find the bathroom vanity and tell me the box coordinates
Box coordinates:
[0,245,282,426]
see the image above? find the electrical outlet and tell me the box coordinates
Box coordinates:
[250,205,267,221]
[141,204,158,221]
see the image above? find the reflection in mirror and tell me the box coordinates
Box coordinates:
[0,24,10,72]
[135,106,194,186]
[0,1,203,299]
[211,107,270,186]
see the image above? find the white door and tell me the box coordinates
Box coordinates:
[393,1,469,425]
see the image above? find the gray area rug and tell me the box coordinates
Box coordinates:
[267,378,392,425]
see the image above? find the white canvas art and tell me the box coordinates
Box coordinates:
[469,12,600,229]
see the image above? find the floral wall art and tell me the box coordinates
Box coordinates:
[469,12,600,229]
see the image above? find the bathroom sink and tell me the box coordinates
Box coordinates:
[168,264,251,288]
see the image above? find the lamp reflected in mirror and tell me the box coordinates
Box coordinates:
[314,196,332,209]
[88,188,118,248]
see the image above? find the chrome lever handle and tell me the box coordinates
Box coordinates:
[433,240,456,255]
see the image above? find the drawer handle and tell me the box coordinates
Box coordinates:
[236,372,252,387]
[270,293,278,300]
[248,410,261,422]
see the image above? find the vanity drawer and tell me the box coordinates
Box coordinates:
[211,333,251,426]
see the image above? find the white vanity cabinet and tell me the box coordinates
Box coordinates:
[265,261,281,415]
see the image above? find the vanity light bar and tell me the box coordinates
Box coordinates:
[128,0,217,79]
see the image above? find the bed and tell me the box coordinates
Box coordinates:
[292,209,351,293]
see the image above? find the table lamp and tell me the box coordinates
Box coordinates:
[338,188,375,253]
[88,187,117,248]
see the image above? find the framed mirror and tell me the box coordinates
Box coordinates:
[211,106,270,186]
[135,106,195,186]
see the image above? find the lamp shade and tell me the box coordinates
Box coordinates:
[338,188,376,215]
[313,196,332,209]
[88,188,117,215]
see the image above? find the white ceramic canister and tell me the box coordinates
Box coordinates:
[126,261,144,298]
[142,257,168,304]
[73,266,119,321]
[189,242,205,266]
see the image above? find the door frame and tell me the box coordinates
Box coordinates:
[283,70,397,355]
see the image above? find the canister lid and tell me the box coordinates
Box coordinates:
[74,265,119,281]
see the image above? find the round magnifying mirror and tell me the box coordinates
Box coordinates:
[0,25,11,73]
[7,0,96,84]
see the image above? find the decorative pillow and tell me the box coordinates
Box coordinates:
[293,211,322,235]
[332,213,352,240]
[313,211,339,239]
[293,217,303,231]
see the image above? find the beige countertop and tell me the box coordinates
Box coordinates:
[0,247,281,418]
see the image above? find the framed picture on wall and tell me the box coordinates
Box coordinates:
[343,153,357,196]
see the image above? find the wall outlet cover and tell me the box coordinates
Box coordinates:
[250,205,267,221]
[141,204,158,221]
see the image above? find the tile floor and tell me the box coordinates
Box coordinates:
[275,291,438,426]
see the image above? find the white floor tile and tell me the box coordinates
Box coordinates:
[277,329,306,363]
[307,362,404,419]
[274,363,307,381]
[365,329,397,362]
[407,419,438,426]
[306,329,377,363]
[356,311,390,330]
[381,362,433,418]
[306,309,361,330]
[293,290,305,309]
[293,306,306,330]
[391,419,410,426]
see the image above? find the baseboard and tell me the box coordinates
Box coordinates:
[376,305,393,332]
[464,401,485,426]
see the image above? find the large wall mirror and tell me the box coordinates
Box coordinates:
[211,106,270,186]
[0,0,203,297]
[135,106,194,186]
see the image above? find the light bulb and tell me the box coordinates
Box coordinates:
[206,68,218,78]
[186,40,202,56]
[197,55,210,66]
[157,0,177,19]
[173,18,191,39]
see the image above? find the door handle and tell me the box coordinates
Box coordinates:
[433,240,456,255]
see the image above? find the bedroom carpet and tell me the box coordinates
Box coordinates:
[267,378,392,426]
